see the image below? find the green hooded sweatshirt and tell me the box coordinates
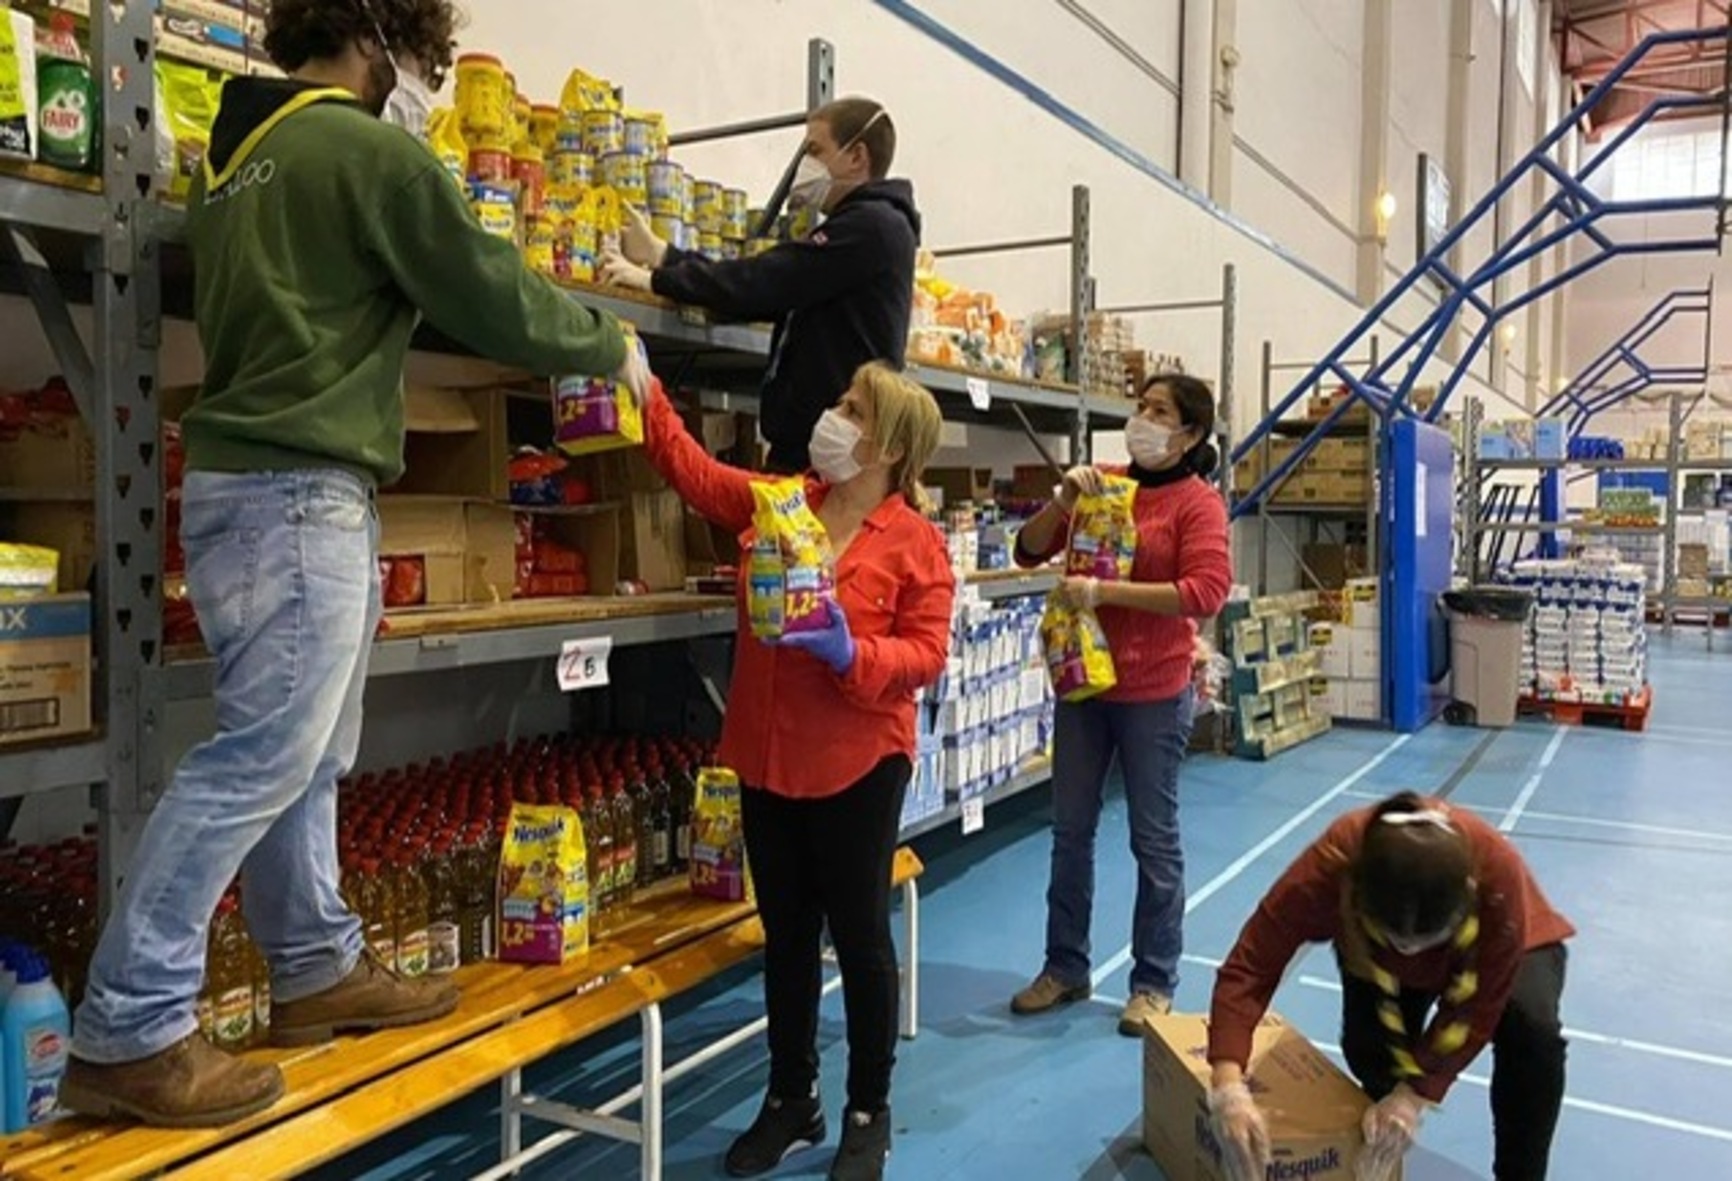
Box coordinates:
[184,79,626,486]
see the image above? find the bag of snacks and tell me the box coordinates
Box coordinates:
[746,478,834,639]
[1066,475,1138,580]
[1040,598,1117,702]
[552,327,645,456]
[689,768,750,903]
[496,802,590,964]
[0,544,59,601]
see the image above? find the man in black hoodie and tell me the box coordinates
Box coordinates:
[601,98,920,474]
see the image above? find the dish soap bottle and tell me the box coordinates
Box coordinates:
[35,13,98,173]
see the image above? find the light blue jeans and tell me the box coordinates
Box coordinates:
[74,470,379,1064]
[1042,689,1195,999]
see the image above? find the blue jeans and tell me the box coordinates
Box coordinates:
[1042,690,1194,998]
[74,470,379,1064]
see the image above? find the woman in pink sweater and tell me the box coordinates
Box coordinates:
[1009,374,1233,1034]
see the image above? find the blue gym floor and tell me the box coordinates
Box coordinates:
[312,634,1732,1179]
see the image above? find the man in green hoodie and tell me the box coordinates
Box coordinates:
[61,0,641,1128]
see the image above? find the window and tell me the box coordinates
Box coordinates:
[1609,127,1727,201]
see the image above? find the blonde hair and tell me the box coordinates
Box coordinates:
[855,362,942,512]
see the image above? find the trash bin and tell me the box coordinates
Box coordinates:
[1441,587,1533,727]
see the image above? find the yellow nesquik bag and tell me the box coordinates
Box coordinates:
[747,478,834,640]
[1040,598,1117,702]
[1066,474,1138,580]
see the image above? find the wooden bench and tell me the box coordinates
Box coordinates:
[0,847,925,1181]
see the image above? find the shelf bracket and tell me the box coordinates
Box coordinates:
[1,225,95,421]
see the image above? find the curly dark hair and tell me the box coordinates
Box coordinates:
[264,0,462,86]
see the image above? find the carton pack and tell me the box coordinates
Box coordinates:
[1142,1012,1392,1181]
[0,593,92,749]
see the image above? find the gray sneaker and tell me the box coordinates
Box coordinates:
[1010,972,1092,1015]
[1118,991,1173,1037]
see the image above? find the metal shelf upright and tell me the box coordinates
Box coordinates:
[1241,339,1381,595]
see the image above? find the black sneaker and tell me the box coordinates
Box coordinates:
[828,1108,892,1181]
[725,1093,827,1177]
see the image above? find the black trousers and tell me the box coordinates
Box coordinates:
[742,755,910,1114]
[1341,942,1568,1181]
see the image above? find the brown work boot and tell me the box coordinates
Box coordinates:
[60,1033,284,1128]
[1009,972,1092,1015]
[1118,991,1173,1037]
[270,954,459,1047]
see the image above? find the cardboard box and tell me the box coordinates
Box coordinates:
[1341,677,1383,721]
[522,505,621,595]
[0,593,93,749]
[926,466,996,507]
[1302,544,1368,590]
[1142,1012,1386,1181]
[377,497,517,606]
[1342,577,1380,631]
[0,413,96,490]
[618,490,688,591]
[1347,630,1380,679]
[2,503,96,594]
[1308,623,1351,680]
[395,386,510,501]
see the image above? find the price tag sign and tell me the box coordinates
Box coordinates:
[557,636,613,692]
[962,796,985,835]
[966,376,992,412]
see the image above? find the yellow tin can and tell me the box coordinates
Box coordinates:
[582,109,624,158]
[454,54,510,139]
[693,181,724,234]
[601,152,647,209]
[647,160,685,217]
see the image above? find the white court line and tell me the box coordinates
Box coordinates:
[1340,788,1732,844]
[1501,725,1568,833]
[1178,953,1732,1072]
[1309,1040,1732,1144]
[1088,735,1412,988]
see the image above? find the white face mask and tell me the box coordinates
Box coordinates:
[383,62,435,138]
[789,154,834,213]
[789,109,888,214]
[1125,416,1177,469]
[809,409,864,484]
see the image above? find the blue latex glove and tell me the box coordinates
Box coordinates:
[775,594,856,675]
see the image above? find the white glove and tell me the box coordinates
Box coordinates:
[614,332,652,408]
[1356,1085,1426,1180]
[1208,1082,1271,1181]
[620,203,668,267]
[1056,465,1105,511]
[600,249,654,293]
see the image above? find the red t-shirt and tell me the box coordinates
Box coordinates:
[643,389,956,798]
[1018,470,1233,701]
[1207,800,1576,1101]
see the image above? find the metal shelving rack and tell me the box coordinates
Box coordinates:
[1241,339,1382,594]
[1461,391,1731,650]
[2,31,1171,882]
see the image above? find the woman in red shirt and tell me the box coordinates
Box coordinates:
[1206,792,1574,1181]
[1008,374,1233,1033]
[642,362,954,1181]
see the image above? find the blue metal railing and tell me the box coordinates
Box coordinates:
[1230,24,1731,522]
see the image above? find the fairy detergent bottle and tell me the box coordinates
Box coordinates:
[2,951,70,1133]
[35,13,97,173]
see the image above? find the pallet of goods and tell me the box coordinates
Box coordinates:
[1501,555,1651,728]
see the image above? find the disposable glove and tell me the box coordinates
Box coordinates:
[1057,576,1101,611]
[1056,464,1105,511]
[600,249,654,293]
[1356,1085,1426,1181]
[1207,1082,1270,1181]
[620,203,669,267]
[774,595,856,675]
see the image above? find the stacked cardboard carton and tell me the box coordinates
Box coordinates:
[1503,556,1647,706]
[1223,591,1333,758]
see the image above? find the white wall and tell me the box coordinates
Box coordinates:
[1562,117,1732,436]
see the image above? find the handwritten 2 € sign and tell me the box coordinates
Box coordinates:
[557,636,613,692]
